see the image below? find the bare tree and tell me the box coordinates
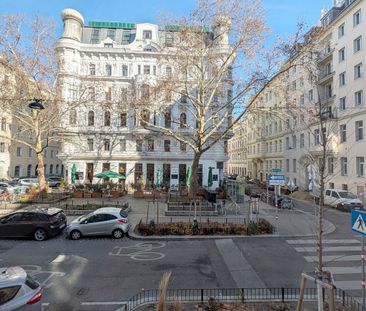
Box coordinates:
[0,14,60,191]
[120,0,308,196]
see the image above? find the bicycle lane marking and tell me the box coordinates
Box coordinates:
[108,242,166,261]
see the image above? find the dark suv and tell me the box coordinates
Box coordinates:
[0,207,67,241]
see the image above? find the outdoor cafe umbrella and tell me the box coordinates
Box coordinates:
[71,164,77,184]
[208,167,213,187]
[156,167,162,187]
[94,170,126,179]
[186,166,192,189]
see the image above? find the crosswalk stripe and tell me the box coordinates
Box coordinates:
[304,255,360,262]
[286,239,360,245]
[324,266,361,274]
[295,246,361,252]
[333,280,362,291]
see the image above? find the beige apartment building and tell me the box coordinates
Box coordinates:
[227,0,366,194]
[0,59,63,180]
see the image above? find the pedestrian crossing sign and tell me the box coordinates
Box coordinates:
[351,210,366,235]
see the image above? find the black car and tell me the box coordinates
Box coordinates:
[0,207,67,241]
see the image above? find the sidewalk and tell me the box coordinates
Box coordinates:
[0,194,335,238]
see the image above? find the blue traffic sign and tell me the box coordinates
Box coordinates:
[268,174,285,186]
[352,210,366,235]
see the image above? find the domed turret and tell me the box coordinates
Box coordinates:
[61,8,84,42]
[212,16,231,46]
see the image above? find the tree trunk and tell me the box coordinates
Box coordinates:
[189,151,201,197]
[33,110,47,192]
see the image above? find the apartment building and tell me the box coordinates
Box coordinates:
[226,120,248,177]
[0,59,63,180]
[55,9,230,189]
[228,0,366,194]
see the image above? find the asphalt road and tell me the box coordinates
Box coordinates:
[0,200,362,310]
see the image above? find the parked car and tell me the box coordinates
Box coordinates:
[67,207,130,240]
[0,207,67,241]
[46,176,62,188]
[0,182,28,195]
[18,178,39,187]
[0,266,42,310]
[313,188,363,211]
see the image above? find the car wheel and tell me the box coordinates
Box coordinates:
[112,229,124,239]
[70,230,82,240]
[34,228,47,241]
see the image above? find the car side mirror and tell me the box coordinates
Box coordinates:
[81,220,88,224]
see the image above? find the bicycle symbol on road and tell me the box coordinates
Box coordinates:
[109,242,166,261]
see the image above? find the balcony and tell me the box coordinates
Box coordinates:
[317,48,334,65]
[318,69,335,84]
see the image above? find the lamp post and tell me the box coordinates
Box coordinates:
[28,99,46,191]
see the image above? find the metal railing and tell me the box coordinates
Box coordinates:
[118,287,363,311]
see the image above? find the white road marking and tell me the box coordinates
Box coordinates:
[81,301,127,305]
[51,254,67,263]
[333,280,362,291]
[286,239,360,245]
[304,255,360,262]
[109,242,166,261]
[294,246,361,252]
[324,266,362,274]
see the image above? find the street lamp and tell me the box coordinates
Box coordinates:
[28,99,45,110]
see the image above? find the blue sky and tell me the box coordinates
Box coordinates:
[0,0,331,38]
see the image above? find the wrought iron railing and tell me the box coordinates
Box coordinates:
[117,287,363,311]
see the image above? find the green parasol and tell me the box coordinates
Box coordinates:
[94,170,126,179]
[71,164,77,184]
[208,166,213,187]
[156,167,162,187]
[186,166,192,188]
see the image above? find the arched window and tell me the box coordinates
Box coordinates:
[88,111,94,126]
[14,166,20,178]
[141,110,150,126]
[89,63,96,75]
[69,109,77,125]
[104,111,111,126]
[141,84,150,100]
[164,109,171,128]
[55,164,59,174]
[180,113,187,128]
[49,164,53,175]
[27,165,32,177]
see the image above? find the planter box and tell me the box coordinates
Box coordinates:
[110,191,120,198]
[91,192,102,198]
[133,190,144,198]
[83,192,92,198]
[73,191,84,198]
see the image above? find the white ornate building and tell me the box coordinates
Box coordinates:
[55,8,229,189]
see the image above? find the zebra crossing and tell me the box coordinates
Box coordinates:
[286,238,364,293]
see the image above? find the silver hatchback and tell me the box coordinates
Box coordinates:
[67,207,130,240]
[0,266,42,311]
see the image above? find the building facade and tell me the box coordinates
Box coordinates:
[228,0,366,194]
[55,9,229,189]
[0,59,62,180]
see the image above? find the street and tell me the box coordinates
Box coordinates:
[0,199,363,310]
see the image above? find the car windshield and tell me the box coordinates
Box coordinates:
[339,192,357,199]
[79,213,93,222]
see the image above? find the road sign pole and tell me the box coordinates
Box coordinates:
[363,234,365,311]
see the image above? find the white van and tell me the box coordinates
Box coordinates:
[324,189,363,211]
